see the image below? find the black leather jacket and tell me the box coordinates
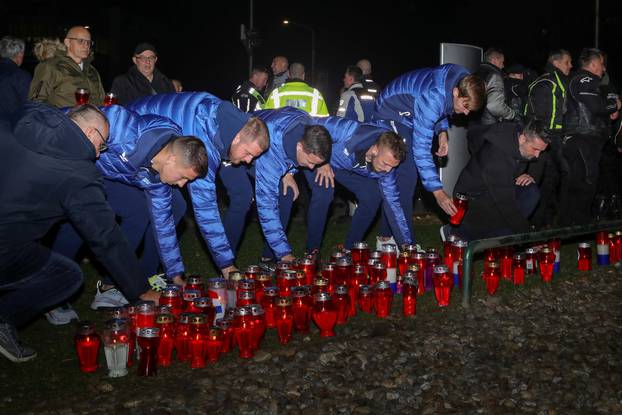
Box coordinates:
[564,69,616,137]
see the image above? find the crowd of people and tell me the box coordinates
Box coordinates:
[0,26,620,363]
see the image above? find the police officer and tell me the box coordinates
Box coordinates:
[231,67,270,112]
[356,59,381,99]
[336,65,375,122]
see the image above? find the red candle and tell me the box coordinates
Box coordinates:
[381,243,398,291]
[370,262,386,286]
[312,276,330,296]
[233,307,255,359]
[311,292,338,337]
[335,257,353,287]
[577,242,592,271]
[136,327,160,376]
[245,265,261,280]
[249,304,266,351]
[159,286,183,318]
[512,253,526,286]
[155,313,175,367]
[74,321,100,373]
[483,248,498,274]
[192,297,216,326]
[299,258,317,286]
[483,261,500,295]
[433,265,453,307]
[348,265,365,316]
[351,242,370,265]
[498,246,514,280]
[237,289,255,307]
[614,231,622,263]
[330,249,346,264]
[277,270,297,297]
[134,301,156,331]
[205,327,224,363]
[274,297,294,344]
[294,270,307,287]
[214,318,233,353]
[320,264,336,293]
[74,87,90,105]
[254,274,273,305]
[291,286,312,333]
[103,92,118,106]
[450,193,468,225]
[333,285,350,324]
[402,276,418,317]
[188,315,207,369]
[357,284,373,313]
[276,261,293,278]
[452,240,468,289]
[539,247,555,282]
[186,275,205,296]
[398,251,410,277]
[260,286,279,329]
[409,260,425,296]
[175,313,192,362]
[182,290,201,312]
[372,281,393,318]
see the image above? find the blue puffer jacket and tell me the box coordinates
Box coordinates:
[98,105,184,278]
[128,92,250,269]
[253,107,312,258]
[313,116,413,245]
[373,64,470,191]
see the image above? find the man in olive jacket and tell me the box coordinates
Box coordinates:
[28,26,105,107]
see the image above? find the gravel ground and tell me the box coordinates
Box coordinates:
[5,265,622,415]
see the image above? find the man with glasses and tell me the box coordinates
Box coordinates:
[29,26,105,107]
[0,103,160,363]
[111,43,175,106]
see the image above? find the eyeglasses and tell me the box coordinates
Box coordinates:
[67,37,94,47]
[93,128,108,152]
[135,55,157,63]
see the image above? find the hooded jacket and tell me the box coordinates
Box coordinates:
[313,116,413,245]
[111,65,175,106]
[28,51,105,108]
[97,105,185,278]
[0,102,147,300]
[373,64,469,191]
[128,92,249,269]
[253,107,312,258]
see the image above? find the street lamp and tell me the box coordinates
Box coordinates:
[283,19,316,84]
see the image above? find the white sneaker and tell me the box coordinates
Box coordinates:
[45,304,79,325]
[440,224,450,242]
[91,280,128,310]
[376,236,399,252]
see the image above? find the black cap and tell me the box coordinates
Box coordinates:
[504,63,526,74]
[134,42,157,56]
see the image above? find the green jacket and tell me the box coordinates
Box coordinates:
[262,79,329,117]
[29,52,105,108]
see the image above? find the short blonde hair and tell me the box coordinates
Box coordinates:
[33,38,65,62]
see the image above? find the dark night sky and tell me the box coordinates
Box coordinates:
[2,0,621,108]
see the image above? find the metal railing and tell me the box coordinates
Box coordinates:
[461,220,622,308]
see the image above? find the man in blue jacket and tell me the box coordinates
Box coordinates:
[289,116,412,251]
[253,108,332,262]
[373,64,486,245]
[128,92,269,276]
[0,103,159,362]
[51,105,208,311]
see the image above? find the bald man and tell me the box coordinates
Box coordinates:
[29,26,105,107]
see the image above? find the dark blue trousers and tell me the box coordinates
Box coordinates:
[218,164,255,251]
[52,179,187,282]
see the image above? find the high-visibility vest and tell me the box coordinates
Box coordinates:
[263,81,329,117]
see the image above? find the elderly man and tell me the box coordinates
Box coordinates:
[0,36,31,116]
[111,42,175,105]
[231,66,270,112]
[29,26,105,107]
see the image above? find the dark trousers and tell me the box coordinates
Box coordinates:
[453,183,540,241]
[0,251,83,327]
[52,179,187,282]
[218,164,255,252]
[560,134,605,226]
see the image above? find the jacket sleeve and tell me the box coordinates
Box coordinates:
[255,154,292,258]
[411,92,444,191]
[529,79,557,129]
[63,181,149,302]
[336,91,353,118]
[478,148,530,233]
[144,184,185,278]
[575,76,614,116]
[378,172,413,245]
[28,62,56,103]
[486,73,517,121]
[188,159,236,269]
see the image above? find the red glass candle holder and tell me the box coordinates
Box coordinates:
[137,327,160,376]
[233,307,255,359]
[159,286,183,318]
[539,247,555,282]
[245,265,261,280]
[75,87,90,105]
[134,301,156,331]
[299,258,317,286]
[512,253,525,286]
[320,264,336,293]
[498,246,514,280]
[175,313,192,362]
[372,281,393,318]
[524,248,538,275]
[483,248,498,274]
[614,231,622,263]
[335,257,353,287]
[311,292,338,337]
[424,251,440,292]
[276,261,293,278]
[351,242,370,265]
[357,284,373,313]
[215,318,233,353]
[450,193,468,225]
[483,261,500,296]
[260,286,279,329]
[398,251,410,277]
[254,274,272,305]
[291,286,312,333]
[402,276,418,317]
[182,289,201,312]
[102,91,118,106]
[370,262,387,286]
[577,242,592,271]
[249,304,266,351]
[193,297,216,326]
[312,277,330,297]
[274,297,294,344]
[330,249,346,264]
[74,321,100,373]
[186,275,205,296]
[349,266,365,316]
[237,289,256,307]
[188,315,207,369]
[381,243,398,290]
[409,254,426,296]
[155,313,175,367]
[433,265,453,307]
[206,327,224,363]
[277,270,297,297]
[333,285,350,324]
